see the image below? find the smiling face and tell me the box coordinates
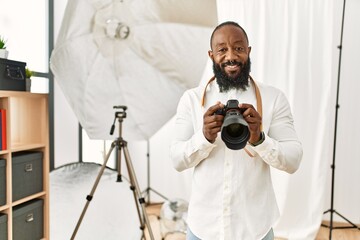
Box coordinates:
[209,24,252,92]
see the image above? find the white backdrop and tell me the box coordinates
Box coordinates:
[148,0,360,239]
[54,0,360,239]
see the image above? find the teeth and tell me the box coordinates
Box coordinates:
[227,65,238,69]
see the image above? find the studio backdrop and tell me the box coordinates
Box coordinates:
[51,0,360,239]
[149,0,360,239]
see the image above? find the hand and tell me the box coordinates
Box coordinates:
[239,103,262,144]
[203,102,224,143]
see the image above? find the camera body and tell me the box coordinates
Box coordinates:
[215,99,244,116]
[215,99,250,150]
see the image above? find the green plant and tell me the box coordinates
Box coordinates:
[25,67,33,79]
[0,36,7,49]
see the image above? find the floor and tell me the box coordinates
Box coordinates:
[145,203,360,240]
[49,163,360,239]
[315,221,360,240]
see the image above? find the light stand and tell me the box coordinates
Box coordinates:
[321,0,360,238]
[71,106,155,240]
[142,141,168,204]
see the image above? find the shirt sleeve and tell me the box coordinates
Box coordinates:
[170,91,216,172]
[250,91,303,174]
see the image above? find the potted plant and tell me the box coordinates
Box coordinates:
[25,67,33,91]
[0,36,9,59]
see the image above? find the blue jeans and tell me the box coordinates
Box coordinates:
[186,227,274,240]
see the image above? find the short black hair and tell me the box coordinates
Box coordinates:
[210,21,249,49]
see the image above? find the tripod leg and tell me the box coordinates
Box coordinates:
[116,142,123,182]
[121,162,146,239]
[71,142,116,240]
[123,148,146,237]
[334,210,360,230]
[122,143,155,240]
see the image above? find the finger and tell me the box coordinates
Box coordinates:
[242,110,262,131]
[244,115,262,134]
[203,122,222,142]
[242,107,260,120]
[239,103,256,111]
[245,114,252,120]
[245,116,261,125]
[204,121,223,138]
[244,112,261,122]
[204,114,224,125]
[243,110,255,120]
[239,103,258,119]
[207,126,222,135]
[204,102,224,116]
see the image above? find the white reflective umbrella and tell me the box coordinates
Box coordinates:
[50,0,217,140]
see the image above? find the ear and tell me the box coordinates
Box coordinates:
[208,50,214,60]
[247,46,252,55]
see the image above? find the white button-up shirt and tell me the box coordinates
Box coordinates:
[170,79,303,240]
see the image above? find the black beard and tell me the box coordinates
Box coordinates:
[213,58,251,92]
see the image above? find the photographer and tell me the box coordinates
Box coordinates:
[170,21,303,240]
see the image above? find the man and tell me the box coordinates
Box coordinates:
[170,21,303,240]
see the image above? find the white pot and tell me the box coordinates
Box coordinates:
[0,49,9,59]
[26,78,31,92]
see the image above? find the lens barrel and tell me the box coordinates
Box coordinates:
[221,110,250,150]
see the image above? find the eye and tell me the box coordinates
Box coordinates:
[236,46,245,52]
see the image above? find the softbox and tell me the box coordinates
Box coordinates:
[50,0,218,140]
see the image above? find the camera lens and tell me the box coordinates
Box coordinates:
[221,110,250,150]
[225,123,245,138]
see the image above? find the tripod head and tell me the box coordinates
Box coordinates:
[110,105,127,135]
[114,105,127,119]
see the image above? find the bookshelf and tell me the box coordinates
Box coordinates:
[0,91,49,240]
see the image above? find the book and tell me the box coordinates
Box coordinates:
[0,111,2,150]
[1,109,6,150]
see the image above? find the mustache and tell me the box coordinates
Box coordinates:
[221,60,243,68]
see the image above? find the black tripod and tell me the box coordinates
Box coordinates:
[71,106,155,240]
[321,0,360,238]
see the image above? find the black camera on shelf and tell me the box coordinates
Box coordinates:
[215,99,250,150]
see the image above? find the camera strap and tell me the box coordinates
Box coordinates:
[201,75,263,131]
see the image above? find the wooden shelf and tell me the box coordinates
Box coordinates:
[0,91,49,240]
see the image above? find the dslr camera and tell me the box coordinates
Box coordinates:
[215,99,250,150]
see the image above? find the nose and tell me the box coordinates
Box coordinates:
[225,48,237,62]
